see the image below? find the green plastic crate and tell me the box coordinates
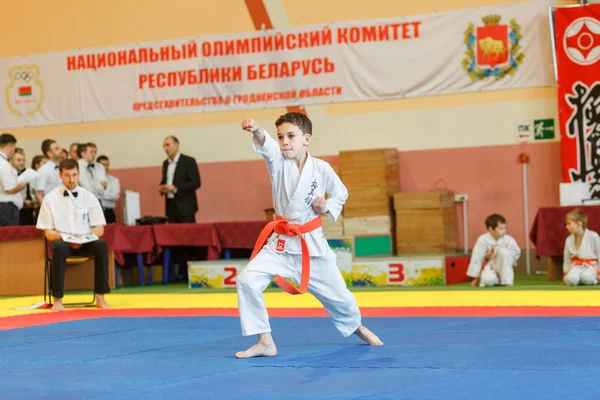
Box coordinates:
[354,235,392,257]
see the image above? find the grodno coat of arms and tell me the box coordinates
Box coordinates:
[462,15,524,80]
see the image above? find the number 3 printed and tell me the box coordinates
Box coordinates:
[388,263,405,283]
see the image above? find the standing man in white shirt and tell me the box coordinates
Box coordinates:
[69,142,79,160]
[10,148,31,225]
[35,139,63,205]
[77,143,106,198]
[10,147,25,174]
[58,148,68,163]
[87,143,108,183]
[36,159,110,311]
[0,134,27,226]
[97,155,120,224]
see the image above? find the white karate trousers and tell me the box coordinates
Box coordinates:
[564,264,598,286]
[480,248,515,287]
[236,245,361,337]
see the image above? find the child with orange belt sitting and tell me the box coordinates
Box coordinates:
[563,209,600,286]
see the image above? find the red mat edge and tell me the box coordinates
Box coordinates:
[2,306,600,330]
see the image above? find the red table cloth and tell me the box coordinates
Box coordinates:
[110,225,156,265]
[529,205,600,257]
[152,223,220,260]
[0,225,43,242]
[213,221,269,249]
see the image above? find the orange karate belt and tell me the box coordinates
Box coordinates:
[250,215,322,295]
[481,248,495,270]
[564,257,599,280]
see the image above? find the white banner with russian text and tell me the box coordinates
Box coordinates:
[0,0,554,127]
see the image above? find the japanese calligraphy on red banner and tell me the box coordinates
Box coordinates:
[555,4,600,196]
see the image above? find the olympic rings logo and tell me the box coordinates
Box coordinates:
[13,70,35,82]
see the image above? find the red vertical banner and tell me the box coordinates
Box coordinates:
[555,5,600,196]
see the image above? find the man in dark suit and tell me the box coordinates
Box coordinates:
[159,136,201,223]
[159,136,201,282]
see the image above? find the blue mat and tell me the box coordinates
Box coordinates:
[1,316,600,399]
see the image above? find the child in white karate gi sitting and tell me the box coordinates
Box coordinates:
[467,214,521,287]
[563,209,600,286]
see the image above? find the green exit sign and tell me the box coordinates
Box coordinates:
[534,119,555,140]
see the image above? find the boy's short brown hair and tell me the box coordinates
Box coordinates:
[275,112,312,135]
[485,214,506,230]
[566,209,587,229]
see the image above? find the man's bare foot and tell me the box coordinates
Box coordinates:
[96,294,110,309]
[51,297,64,311]
[235,332,277,358]
[354,325,383,346]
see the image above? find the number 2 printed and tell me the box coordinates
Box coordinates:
[224,267,237,285]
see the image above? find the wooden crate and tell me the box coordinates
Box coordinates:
[340,150,399,190]
[393,191,454,210]
[340,165,399,195]
[344,190,392,217]
[343,215,391,236]
[395,208,457,255]
[339,148,399,217]
[339,148,398,168]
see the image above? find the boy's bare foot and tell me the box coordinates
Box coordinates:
[236,332,277,358]
[51,297,64,311]
[235,342,277,358]
[96,294,110,309]
[354,325,383,346]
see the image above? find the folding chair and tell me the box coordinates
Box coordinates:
[44,238,96,307]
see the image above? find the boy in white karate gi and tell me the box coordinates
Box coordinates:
[563,209,600,286]
[467,214,520,287]
[235,113,383,359]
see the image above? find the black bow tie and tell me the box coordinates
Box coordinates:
[64,190,78,198]
[87,163,94,168]
[55,165,59,170]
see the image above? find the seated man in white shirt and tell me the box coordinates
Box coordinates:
[97,155,120,224]
[36,159,110,311]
